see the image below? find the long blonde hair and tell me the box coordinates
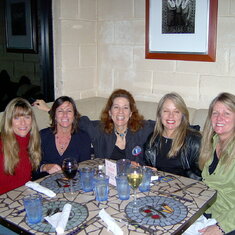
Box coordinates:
[0,98,41,175]
[150,92,190,157]
[199,92,235,170]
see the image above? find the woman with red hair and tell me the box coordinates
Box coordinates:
[80,89,155,164]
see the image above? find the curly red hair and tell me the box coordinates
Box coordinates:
[100,89,144,133]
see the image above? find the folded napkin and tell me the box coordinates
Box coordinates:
[151,175,159,181]
[25,181,56,198]
[150,175,159,186]
[183,215,217,235]
[45,203,72,234]
[99,209,123,235]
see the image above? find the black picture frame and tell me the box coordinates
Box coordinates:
[5,0,38,53]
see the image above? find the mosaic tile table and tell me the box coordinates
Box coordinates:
[0,158,216,235]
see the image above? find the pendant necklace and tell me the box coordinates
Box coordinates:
[56,134,71,154]
[115,129,127,138]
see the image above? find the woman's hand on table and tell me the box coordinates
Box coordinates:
[199,224,224,235]
[130,162,158,172]
[42,164,61,174]
[145,166,158,172]
[32,99,50,112]
[131,161,140,166]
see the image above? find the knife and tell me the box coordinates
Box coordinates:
[171,182,198,193]
[156,190,193,202]
[55,179,62,188]
[125,217,157,235]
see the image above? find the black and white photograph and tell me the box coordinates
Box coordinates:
[162,0,196,34]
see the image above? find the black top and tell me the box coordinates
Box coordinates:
[79,116,155,165]
[40,128,92,166]
[209,151,219,175]
[154,137,183,176]
[111,145,125,160]
[144,129,202,180]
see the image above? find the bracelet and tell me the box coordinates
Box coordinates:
[216,223,225,234]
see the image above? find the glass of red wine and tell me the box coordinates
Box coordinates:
[62,158,78,194]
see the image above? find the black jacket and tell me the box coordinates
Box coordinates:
[144,129,202,180]
[79,116,155,165]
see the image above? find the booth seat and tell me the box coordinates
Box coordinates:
[0,97,208,131]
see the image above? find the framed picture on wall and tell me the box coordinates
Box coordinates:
[145,0,218,62]
[5,0,38,53]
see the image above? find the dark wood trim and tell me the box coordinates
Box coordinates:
[39,0,54,101]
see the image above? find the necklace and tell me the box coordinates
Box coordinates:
[55,134,71,154]
[115,129,127,138]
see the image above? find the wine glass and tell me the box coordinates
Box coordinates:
[127,165,143,207]
[62,158,78,194]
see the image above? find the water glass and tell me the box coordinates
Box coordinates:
[139,167,153,192]
[115,174,130,200]
[80,167,94,192]
[116,159,131,175]
[94,175,109,201]
[23,194,42,224]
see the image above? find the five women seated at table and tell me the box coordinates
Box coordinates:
[1,90,235,233]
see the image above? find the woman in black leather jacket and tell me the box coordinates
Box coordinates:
[144,92,202,180]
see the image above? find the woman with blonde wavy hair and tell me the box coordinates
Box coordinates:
[0,98,41,194]
[196,92,235,235]
[144,92,201,180]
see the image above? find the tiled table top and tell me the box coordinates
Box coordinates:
[0,159,216,235]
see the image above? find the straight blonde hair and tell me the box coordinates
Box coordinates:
[199,92,235,170]
[0,98,41,175]
[150,93,190,158]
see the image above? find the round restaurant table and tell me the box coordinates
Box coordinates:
[0,158,217,235]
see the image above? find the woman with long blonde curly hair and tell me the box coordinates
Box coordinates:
[0,98,41,194]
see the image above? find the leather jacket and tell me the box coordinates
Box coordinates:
[144,129,202,180]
